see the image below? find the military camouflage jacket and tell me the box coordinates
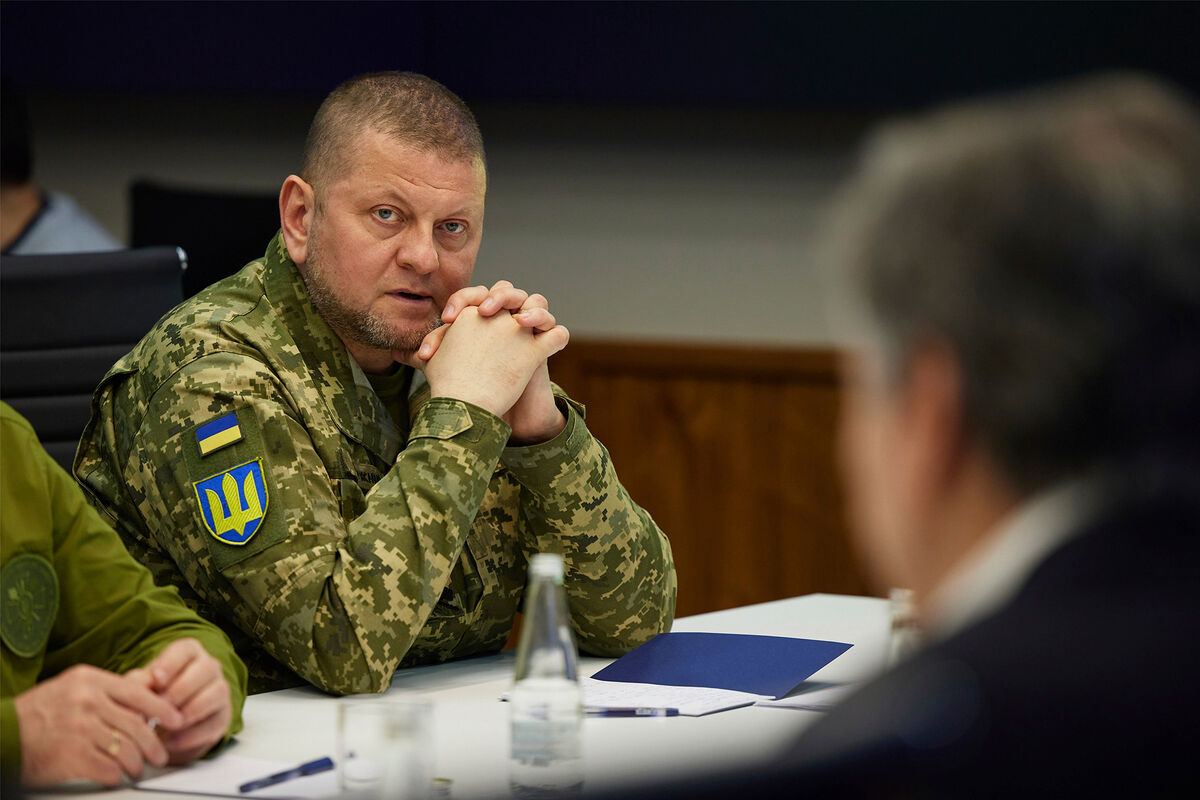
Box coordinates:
[75,233,676,695]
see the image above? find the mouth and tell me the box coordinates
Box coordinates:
[388,290,434,304]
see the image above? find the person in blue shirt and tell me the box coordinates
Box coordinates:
[1,80,120,255]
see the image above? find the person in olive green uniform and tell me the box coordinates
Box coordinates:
[1,403,246,789]
[74,72,677,696]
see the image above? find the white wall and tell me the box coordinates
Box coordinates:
[29,92,864,346]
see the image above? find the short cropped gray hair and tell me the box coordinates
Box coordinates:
[827,73,1200,492]
[301,71,485,194]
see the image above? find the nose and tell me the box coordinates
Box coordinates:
[396,224,440,275]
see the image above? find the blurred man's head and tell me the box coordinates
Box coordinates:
[0,78,34,188]
[828,74,1200,599]
[279,72,488,371]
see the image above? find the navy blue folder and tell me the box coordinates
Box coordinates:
[590,632,853,698]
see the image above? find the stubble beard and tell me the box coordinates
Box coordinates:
[301,231,441,355]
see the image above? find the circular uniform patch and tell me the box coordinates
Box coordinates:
[1,553,60,658]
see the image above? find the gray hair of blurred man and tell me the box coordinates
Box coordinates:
[826,73,1200,494]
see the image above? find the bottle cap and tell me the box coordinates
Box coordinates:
[529,552,565,580]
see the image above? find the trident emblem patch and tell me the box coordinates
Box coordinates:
[193,459,269,546]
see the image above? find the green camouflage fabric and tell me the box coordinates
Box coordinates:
[1,403,246,774]
[74,233,677,696]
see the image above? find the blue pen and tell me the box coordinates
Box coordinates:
[238,756,335,793]
[586,707,680,717]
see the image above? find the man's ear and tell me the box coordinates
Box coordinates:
[902,339,967,513]
[279,175,315,265]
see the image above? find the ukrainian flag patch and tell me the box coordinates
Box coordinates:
[193,459,269,546]
[196,412,243,457]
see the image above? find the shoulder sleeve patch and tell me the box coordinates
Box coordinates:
[181,406,289,572]
[1,553,60,658]
[193,459,269,546]
[196,412,244,457]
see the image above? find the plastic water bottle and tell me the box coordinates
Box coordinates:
[509,553,584,797]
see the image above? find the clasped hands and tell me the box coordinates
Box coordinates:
[14,638,233,787]
[396,280,570,445]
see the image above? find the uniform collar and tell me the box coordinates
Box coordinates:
[260,231,407,464]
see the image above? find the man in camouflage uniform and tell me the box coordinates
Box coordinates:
[74,72,676,695]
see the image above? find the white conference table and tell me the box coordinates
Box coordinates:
[35,593,889,800]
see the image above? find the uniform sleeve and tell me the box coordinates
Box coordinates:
[501,394,677,656]
[13,415,247,759]
[118,352,511,695]
[1,698,18,777]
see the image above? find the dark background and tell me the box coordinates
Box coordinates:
[4,1,1198,111]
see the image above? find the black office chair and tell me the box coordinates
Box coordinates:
[130,179,280,298]
[0,247,186,471]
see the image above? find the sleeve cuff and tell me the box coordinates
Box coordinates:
[408,397,512,450]
[1,696,20,777]
[501,392,590,490]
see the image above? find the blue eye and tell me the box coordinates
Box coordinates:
[442,221,466,235]
[375,208,397,221]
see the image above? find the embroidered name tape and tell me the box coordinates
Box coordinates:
[196,412,243,457]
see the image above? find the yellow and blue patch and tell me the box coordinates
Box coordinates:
[196,412,243,457]
[193,459,269,546]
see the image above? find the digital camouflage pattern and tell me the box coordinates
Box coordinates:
[1,403,246,773]
[74,233,677,695]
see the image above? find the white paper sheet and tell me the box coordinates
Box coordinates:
[755,682,858,712]
[581,677,772,715]
[503,678,771,716]
[135,754,338,798]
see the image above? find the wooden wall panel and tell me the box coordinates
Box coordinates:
[548,341,875,618]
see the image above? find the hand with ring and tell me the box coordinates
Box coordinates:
[13,663,183,787]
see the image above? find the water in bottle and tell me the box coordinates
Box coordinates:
[509,553,584,797]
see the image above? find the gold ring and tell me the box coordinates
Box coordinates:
[106,731,121,757]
